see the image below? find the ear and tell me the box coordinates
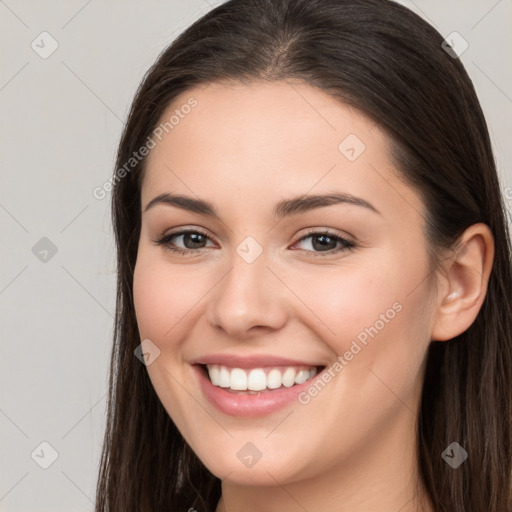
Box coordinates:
[431,223,495,342]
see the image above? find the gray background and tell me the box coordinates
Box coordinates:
[1,1,510,510]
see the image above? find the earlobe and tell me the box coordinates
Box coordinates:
[431,223,494,342]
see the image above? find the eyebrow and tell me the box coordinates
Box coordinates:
[143,191,380,219]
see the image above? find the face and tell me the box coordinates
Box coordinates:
[133,80,436,486]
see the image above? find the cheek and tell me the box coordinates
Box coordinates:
[290,252,432,366]
[289,261,401,344]
[133,259,174,345]
[133,258,167,340]
[133,249,206,341]
[132,253,200,419]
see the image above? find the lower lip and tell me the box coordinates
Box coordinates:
[193,365,322,417]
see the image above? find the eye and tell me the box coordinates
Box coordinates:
[153,228,215,255]
[153,228,356,257]
[292,230,356,256]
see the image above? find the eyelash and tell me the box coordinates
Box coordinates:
[153,228,356,257]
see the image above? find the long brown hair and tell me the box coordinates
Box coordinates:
[95,0,512,510]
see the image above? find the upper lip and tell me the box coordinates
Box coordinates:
[191,353,326,369]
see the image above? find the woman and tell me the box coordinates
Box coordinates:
[95,0,512,510]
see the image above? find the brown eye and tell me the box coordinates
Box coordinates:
[154,229,215,255]
[293,231,356,256]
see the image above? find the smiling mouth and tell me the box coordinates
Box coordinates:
[198,364,326,394]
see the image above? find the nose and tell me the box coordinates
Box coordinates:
[205,246,289,339]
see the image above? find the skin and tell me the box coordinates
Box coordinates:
[132,80,494,512]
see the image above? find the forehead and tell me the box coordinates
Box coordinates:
[146,79,384,169]
[141,80,425,224]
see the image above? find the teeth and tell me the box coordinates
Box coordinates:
[267,368,282,389]
[247,369,267,391]
[206,364,319,391]
[294,369,310,384]
[230,368,247,390]
[282,367,296,387]
[218,366,230,388]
